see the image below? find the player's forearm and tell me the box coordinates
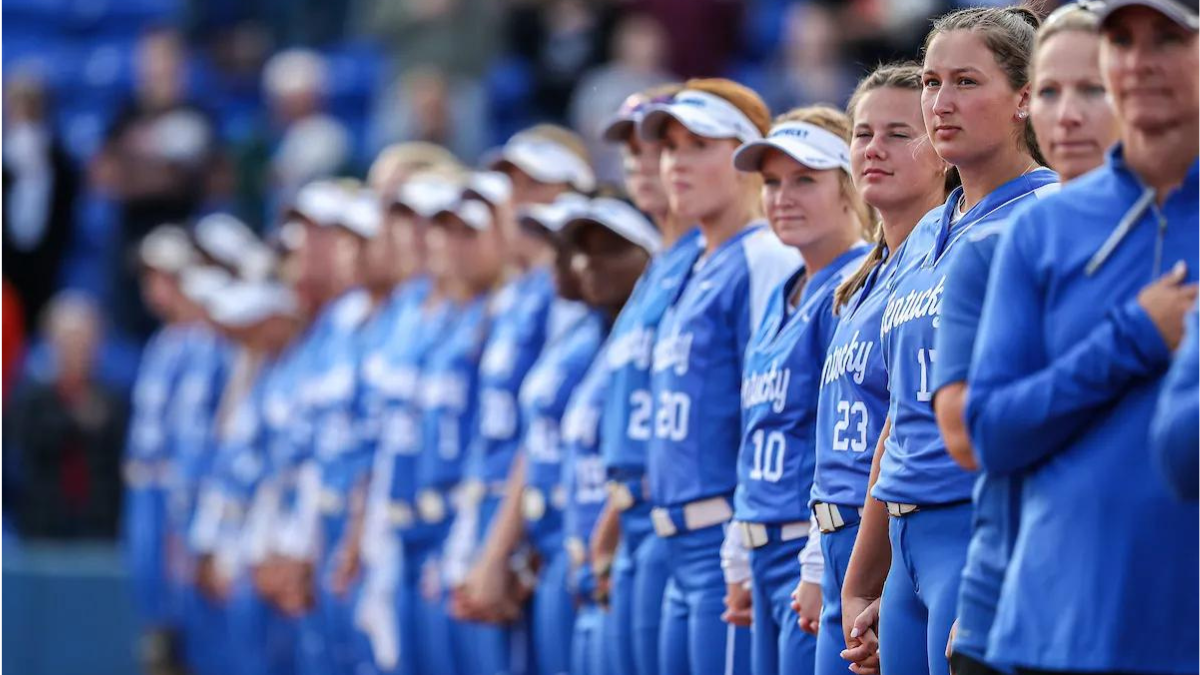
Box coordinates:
[479,453,528,562]
[933,383,977,471]
[842,418,892,603]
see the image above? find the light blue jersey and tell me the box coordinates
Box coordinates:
[735,245,868,524]
[601,228,703,475]
[648,223,800,506]
[874,169,1057,506]
[563,354,612,572]
[968,150,1199,671]
[470,268,556,484]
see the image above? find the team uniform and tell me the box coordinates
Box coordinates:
[734,245,868,675]
[1150,303,1199,501]
[648,221,799,675]
[600,226,703,675]
[932,171,1058,672]
[520,304,607,675]
[874,168,1057,675]
[561,352,614,675]
[967,150,1199,672]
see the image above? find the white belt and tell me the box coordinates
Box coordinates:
[885,501,920,517]
[735,520,810,549]
[387,501,415,529]
[458,480,508,507]
[565,537,586,567]
[651,496,733,538]
[813,503,863,533]
[606,479,647,512]
[522,486,568,522]
[417,490,448,524]
[318,488,345,515]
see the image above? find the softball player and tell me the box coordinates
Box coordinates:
[967,1,1199,670]
[561,197,661,675]
[593,85,692,675]
[940,6,1117,673]
[811,63,950,675]
[728,106,871,675]
[840,9,1057,675]
[636,79,800,675]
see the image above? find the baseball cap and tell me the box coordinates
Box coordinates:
[432,199,493,232]
[600,91,675,143]
[194,213,275,281]
[207,280,298,328]
[462,171,513,207]
[563,198,662,255]
[1096,0,1198,29]
[733,121,852,174]
[290,180,346,228]
[139,224,196,274]
[394,175,463,219]
[517,193,591,235]
[638,90,764,145]
[180,266,233,306]
[341,191,382,239]
[484,133,596,193]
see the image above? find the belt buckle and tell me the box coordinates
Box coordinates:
[608,481,635,511]
[566,538,586,567]
[522,488,546,522]
[388,501,415,529]
[417,490,446,523]
[886,502,918,517]
[813,503,835,533]
[651,508,678,538]
[736,521,768,549]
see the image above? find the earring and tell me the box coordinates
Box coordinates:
[1017,110,1028,120]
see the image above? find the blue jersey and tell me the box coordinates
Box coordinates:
[521,307,608,498]
[648,223,800,506]
[873,168,1057,506]
[470,268,556,483]
[1151,304,1199,501]
[601,228,704,475]
[126,325,191,468]
[967,150,1198,671]
[563,355,612,546]
[417,295,491,492]
[932,187,1057,660]
[735,245,868,524]
[812,233,931,508]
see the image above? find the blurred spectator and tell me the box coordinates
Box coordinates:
[370,65,488,165]
[756,2,858,113]
[508,0,616,122]
[252,48,351,228]
[4,292,127,539]
[3,70,81,332]
[4,281,26,396]
[90,27,222,343]
[569,13,674,187]
[630,0,742,79]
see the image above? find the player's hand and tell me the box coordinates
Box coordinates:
[790,580,822,635]
[1138,261,1198,350]
[722,581,753,627]
[591,556,613,610]
[462,555,522,624]
[946,618,958,663]
[841,597,880,673]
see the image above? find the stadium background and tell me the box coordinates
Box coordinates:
[1,0,1060,672]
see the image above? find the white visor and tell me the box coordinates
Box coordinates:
[601,92,655,143]
[463,171,513,206]
[139,225,196,274]
[486,133,596,193]
[638,90,763,145]
[434,199,493,232]
[180,266,233,306]
[291,180,346,228]
[341,191,382,239]
[395,175,462,219]
[194,213,273,280]
[518,193,591,235]
[732,121,852,174]
[564,198,662,255]
[208,281,298,328]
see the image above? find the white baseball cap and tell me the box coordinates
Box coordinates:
[180,266,233,306]
[638,89,763,145]
[290,180,347,228]
[394,175,463,219]
[517,193,591,235]
[139,224,196,274]
[564,198,662,254]
[463,171,513,206]
[485,133,596,193]
[341,191,382,239]
[207,280,298,328]
[433,199,493,232]
[733,121,852,174]
[1096,0,1197,29]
